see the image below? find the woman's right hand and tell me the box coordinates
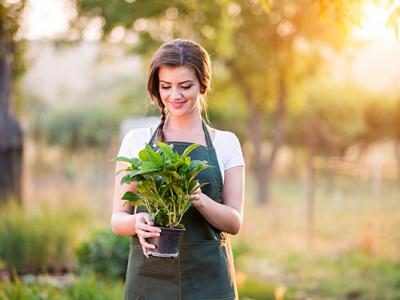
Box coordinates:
[135,212,161,258]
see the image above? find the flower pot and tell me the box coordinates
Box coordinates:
[146,227,185,258]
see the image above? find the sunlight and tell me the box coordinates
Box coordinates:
[353,1,398,44]
[18,0,75,40]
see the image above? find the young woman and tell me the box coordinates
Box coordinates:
[111,38,245,300]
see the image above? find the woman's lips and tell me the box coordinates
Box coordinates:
[170,101,187,109]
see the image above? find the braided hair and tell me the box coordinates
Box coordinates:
[146,38,212,143]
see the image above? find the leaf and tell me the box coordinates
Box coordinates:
[120,174,133,185]
[113,156,141,166]
[156,141,176,161]
[140,161,160,173]
[138,148,150,162]
[145,143,164,166]
[181,143,201,158]
[121,192,144,206]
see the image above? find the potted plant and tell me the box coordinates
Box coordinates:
[114,141,213,258]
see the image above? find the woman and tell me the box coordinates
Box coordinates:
[111,38,245,300]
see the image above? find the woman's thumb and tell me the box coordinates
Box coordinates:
[143,213,154,225]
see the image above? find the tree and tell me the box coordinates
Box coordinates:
[74,0,363,203]
[0,0,26,204]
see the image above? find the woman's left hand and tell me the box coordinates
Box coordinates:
[190,185,203,208]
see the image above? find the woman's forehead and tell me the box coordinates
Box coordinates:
[158,65,197,82]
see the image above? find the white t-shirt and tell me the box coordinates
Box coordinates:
[117,123,245,183]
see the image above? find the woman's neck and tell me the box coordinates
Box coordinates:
[164,113,203,132]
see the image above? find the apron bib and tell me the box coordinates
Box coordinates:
[123,121,238,300]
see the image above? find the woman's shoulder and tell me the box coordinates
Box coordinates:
[213,128,241,145]
[123,123,159,141]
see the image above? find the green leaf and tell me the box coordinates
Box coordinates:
[145,144,163,166]
[140,161,160,173]
[138,148,150,162]
[120,174,133,185]
[113,156,140,166]
[121,191,144,206]
[156,141,176,161]
[181,143,201,158]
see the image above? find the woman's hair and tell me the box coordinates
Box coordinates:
[146,38,212,142]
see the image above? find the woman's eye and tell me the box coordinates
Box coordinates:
[160,86,170,90]
[182,85,192,89]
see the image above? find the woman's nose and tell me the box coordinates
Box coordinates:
[171,87,182,99]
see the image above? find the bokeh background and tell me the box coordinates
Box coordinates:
[1,0,400,299]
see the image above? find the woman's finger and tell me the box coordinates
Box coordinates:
[138,235,156,250]
[142,214,154,226]
[137,223,161,233]
[141,245,149,258]
[137,229,160,239]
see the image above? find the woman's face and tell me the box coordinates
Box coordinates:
[158,65,204,117]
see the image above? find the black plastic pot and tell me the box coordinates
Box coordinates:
[147,227,185,258]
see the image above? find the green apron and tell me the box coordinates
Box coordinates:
[124,121,238,300]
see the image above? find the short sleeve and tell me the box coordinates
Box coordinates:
[225,133,245,170]
[117,127,152,159]
[117,130,135,158]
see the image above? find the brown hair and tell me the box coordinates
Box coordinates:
[146,38,212,142]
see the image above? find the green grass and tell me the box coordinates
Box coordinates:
[233,174,400,300]
[5,144,399,299]
[0,272,124,300]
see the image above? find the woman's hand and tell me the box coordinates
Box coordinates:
[135,212,161,258]
[190,185,204,208]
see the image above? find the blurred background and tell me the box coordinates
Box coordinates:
[1,0,400,299]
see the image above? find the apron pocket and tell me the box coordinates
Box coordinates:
[180,240,236,300]
[124,245,180,300]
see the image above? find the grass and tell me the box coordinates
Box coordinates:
[0,271,124,300]
[2,142,399,299]
[232,172,400,299]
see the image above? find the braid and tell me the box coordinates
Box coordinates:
[157,105,167,142]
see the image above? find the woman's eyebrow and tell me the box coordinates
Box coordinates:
[160,80,195,84]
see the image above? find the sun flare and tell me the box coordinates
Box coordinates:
[353,1,398,44]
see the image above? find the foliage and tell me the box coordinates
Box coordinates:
[65,271,124,300]
[0,202,83,274]
[0,0,27,113]
[42,105,119,152]
[0,271,124,300]
[76,229,129,280]
[75,0,366,204]
[114,141,213,228]
[237,277,276,300]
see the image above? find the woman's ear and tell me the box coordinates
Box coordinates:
[200,87,206,94]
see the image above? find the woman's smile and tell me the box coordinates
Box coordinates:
[170,100,187,109]
[158,65,202,116]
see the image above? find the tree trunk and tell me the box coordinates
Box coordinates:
[248,99,269,203]
[394,141,400,180]
[0,35,23,204]
[305,115,317,246]
[226,60,287,204]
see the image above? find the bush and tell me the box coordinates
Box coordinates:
[0,203,79,275]
[0,271,124,300]
[42,106,119,152]
[65,271,124,300]
[238,277,276,300]
[76,229,130,280]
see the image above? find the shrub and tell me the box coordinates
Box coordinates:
[42,106,119,152]
[0,203,77,275]
[76,229,130,280]
[0,271,124,300]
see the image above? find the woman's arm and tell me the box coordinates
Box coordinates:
[111,161,160,257]
[110,161,138,236]
[191,165,245,235]
[110,162,160,237]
